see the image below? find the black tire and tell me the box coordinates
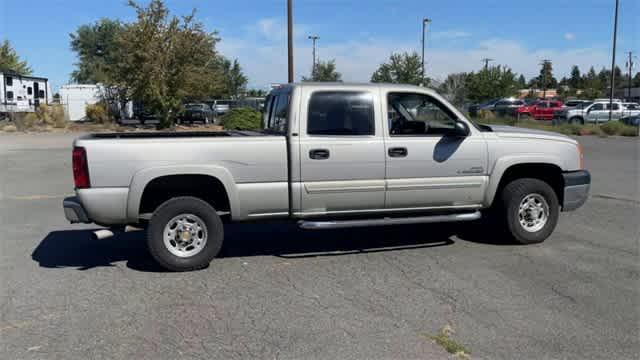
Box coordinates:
[147,196,224,271]
[499,178,559,244]
[569,116,584,125]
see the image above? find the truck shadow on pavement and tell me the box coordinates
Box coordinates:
[32,222,502,272]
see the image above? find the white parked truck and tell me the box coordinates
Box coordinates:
[63,83,591,271]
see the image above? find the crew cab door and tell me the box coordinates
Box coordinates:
[586,103,605,122]
[383,91,488,210]
[606,103,623,120]
[296,88,386,216]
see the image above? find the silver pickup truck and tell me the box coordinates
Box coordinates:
[63,83,590,271]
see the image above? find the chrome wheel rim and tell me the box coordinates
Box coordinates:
[163,214,207,257]
[518,193,549,233]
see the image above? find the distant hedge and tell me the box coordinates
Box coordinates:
[220,107,262,130]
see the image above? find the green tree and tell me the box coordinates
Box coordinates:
[370,52,425,85]
[221,58,248,99]
[465,65,518,102]
[303,59,342,82]
[569,65,582,90]
[438,72,468,107]
[517,74,526,88]
[633,72,640,87]
[536,61,557,91]
[111,0,225,128]
[245,89,267,97]
[0,40,32,75]
[579,66,603,99]
[69,19,124,83]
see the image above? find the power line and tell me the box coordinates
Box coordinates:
[287,0,293,83]
[308,35,320,76]
[421,18,431,86]
[608,0,619,122]
[625,51,635,101]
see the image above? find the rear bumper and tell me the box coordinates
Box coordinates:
[63,196,91,223]
[562,170,591,211]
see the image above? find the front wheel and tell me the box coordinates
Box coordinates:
[147,196,224,271]
[500,178,559,244]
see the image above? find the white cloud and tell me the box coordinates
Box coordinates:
[431,30,472,40]
[564,32,576,41]
[219,21,610,89]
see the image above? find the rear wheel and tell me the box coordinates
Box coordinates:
[147,196,224,271]
[569,116,584,125]
[499,178,559,244]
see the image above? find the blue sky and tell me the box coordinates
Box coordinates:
[1,0,637,91]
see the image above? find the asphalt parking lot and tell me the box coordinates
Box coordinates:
[0,133,638,360]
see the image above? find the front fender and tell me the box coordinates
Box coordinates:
[484,154,566,206]
[126,165,240,222]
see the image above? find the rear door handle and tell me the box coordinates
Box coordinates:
[388,147,408,158]
[309,149,330,160]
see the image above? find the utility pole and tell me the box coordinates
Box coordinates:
[481,58,494,70]
[287,0,294,83]
[625,51,634,101]
[421,18,431,86]
[608,0,619,122]
[308,35,320,78]
[540,59,552,99]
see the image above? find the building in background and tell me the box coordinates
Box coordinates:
[59,84,101,121]
[59,84,133,121]
[517,88,559,99]
[0,71,52,113]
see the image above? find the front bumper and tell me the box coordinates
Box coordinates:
[63,196,91,223]
[562,170,591,211]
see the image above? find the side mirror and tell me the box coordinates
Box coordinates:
[452,121,470,137]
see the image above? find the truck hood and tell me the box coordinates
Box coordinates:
[488,125,577,144]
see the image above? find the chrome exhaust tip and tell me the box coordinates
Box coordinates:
[92,229,115,240]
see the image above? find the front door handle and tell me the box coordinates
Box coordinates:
[388,147,408,158]
[309,149,330,160]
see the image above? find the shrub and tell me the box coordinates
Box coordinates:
[36,104,66,128]
[13,113,39,131]
[220,107,262,130]
[618,125,639,137]
[599,121,638,136]
[578,125,604,136]
[477,109,495,120]
[555,123,582,136]
[85,103,110,123]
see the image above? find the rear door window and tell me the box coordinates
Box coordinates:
[307,92,375,136]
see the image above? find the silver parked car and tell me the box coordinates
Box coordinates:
[63,83,590,271]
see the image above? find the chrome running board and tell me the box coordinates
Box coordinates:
[298,211,481,230]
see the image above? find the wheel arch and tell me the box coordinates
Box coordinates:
[485,157,565,207]
[127,166,240,222]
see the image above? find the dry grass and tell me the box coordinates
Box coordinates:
[428,325,471,359]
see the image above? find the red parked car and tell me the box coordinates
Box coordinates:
[515,100,539,118]
[533,100,564,120]
[516,100,564,121]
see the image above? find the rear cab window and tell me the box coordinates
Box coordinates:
[264,90,291,134]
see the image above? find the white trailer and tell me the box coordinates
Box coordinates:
[0,72,52,114]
